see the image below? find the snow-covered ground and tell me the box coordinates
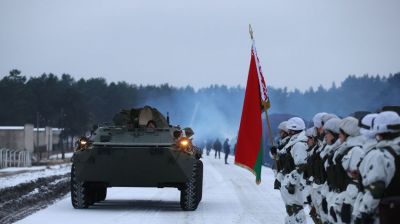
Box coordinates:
[0,166,47,173]
[16,156,312,224]
[0,164,71,189]
[49,152,74,160]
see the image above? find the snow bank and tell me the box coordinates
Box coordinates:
[0,166,47,173]
[0,164,71,189]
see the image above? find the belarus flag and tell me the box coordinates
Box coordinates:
[234,39,270,184]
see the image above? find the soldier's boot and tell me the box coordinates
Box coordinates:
[284,205,293,224]
[285,204,306,224]
[286,205,294,216]
[292,205,306,224]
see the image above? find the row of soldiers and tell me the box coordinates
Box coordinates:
[270,110,400,224]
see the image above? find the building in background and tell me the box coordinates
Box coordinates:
[0,125,61,153]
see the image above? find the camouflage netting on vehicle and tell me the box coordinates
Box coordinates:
[112,106,169,128]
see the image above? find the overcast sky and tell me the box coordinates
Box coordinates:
[0,0,399,91]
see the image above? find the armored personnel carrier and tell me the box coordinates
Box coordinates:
[71,106,203,211]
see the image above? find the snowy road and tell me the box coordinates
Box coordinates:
[17,156,289,224]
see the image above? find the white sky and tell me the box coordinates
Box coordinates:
[0,0,399,90]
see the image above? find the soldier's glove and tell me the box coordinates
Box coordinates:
[305,179,312,185]
[306,195,312,205]
[286,183,295,194]
[329,206,338,223]
[274,179,281,190]
[309,207,322,224]
[270,146,277,155]
[309,206,316,216]
[341,203,352,223]
[322,198,328,214]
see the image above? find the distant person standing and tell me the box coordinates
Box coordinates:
[213,138,222,159]
[223,138,231,164]
[206,139,212,156]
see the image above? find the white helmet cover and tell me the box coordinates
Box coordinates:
[305,127,317,138]
[360,113,378,137]
[278,121,289,133]
[339,116,361,137]
[287,117,306,131]
[324,117,342,134]
[321,113,339,126]
[313,112,328,128]
[373,111,400,134]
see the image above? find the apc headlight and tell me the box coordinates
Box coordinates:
[76,136,91,151]
[79,138,88,146]
[177,137,192,152]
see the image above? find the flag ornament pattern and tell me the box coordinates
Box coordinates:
[234,39,270,184]
[253,42,270,109]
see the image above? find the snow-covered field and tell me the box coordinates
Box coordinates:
[16,156,310,224]
[0,164,71,189]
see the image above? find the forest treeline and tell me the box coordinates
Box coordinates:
[0,69,399,139]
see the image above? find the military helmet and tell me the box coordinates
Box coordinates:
[373,111,400,134]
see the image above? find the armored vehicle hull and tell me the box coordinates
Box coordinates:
[73,145,196,187]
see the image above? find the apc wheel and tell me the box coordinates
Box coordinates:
[196,160,203,204]
[71,165,91,209]
[180,160,203,211]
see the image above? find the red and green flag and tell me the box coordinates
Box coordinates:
[235,39,270,184]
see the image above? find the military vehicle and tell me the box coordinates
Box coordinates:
[71,106,203,211]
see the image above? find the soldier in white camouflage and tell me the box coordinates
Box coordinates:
[280,117,308,224]
[354,111,400,224]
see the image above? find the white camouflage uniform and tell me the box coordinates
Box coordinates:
[352,113,378,222]
[354,136,400,222]
[280,129,308,224]
[330,134,365,223]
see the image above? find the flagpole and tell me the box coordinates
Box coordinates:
[249,24,254,40]
[262,102,274,147]
[262,102,280,174]
[249,24,275,147]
